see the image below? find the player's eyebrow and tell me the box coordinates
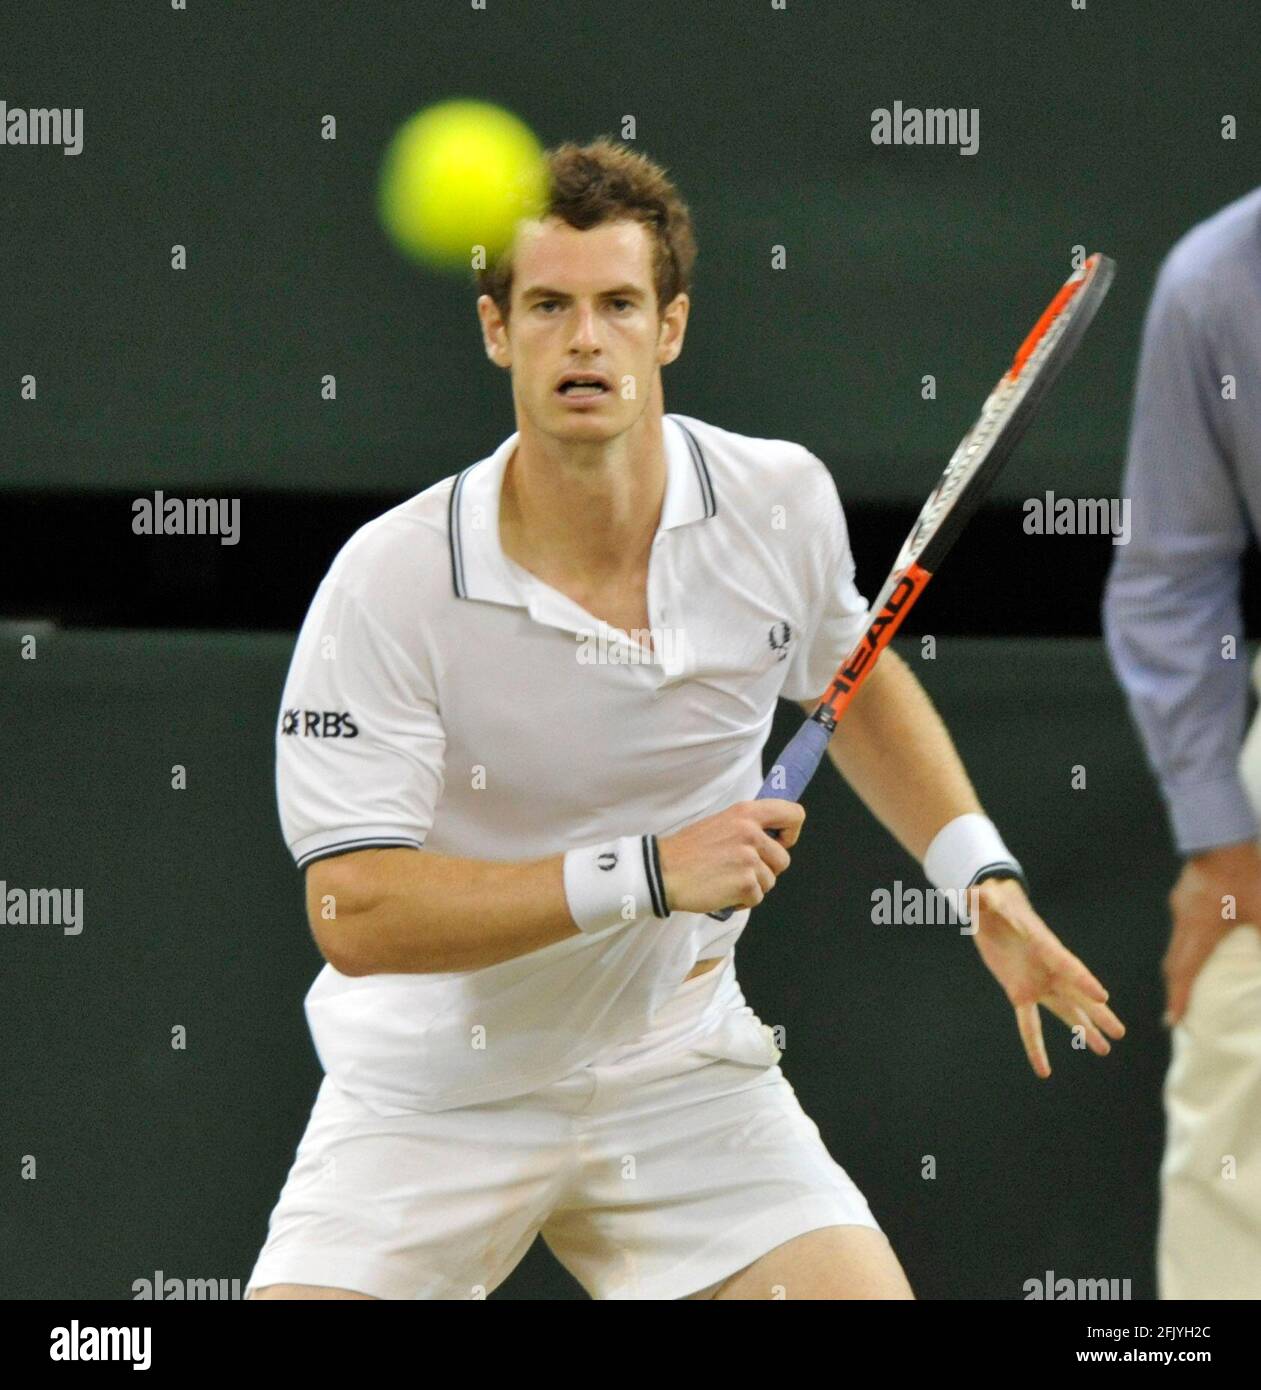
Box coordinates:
[520,284,647,302]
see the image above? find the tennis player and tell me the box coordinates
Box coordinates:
[246,138,1124,1300]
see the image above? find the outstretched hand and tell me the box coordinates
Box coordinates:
[969,877,1126,1078]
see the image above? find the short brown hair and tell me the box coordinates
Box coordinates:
[475,136,698,322]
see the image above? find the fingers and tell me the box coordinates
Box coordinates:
[1162,930,1222,1027]
[1015,1001,1051,1079]
[736,849,777,907]
[989,905,1124,1074]
[1044,944,1115,1011]
[1162,908,1236,1026]
[1074,1006,1113,1057]
[1083,996,1126,1041]
[1034,930,1127,1036]
[1014,916,1109,1003]
[747,799,806,849]
[1044,998,1111,1057]
[756,830,791,876]
[717,800,802,909]
[1163,958,1193,1028]
[1063,957,1109,1004]
[1040,991,1126,1059]
[1019,918,1117,1014]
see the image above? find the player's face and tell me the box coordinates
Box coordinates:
[482,216,687,441]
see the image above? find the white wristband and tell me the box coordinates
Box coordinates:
[923,813,1025,898]
[563,835,670,935]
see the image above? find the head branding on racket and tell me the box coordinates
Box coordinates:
[707,252,1115,921]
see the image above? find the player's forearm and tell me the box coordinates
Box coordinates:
[306,846,580,975]
[815,648,983,863]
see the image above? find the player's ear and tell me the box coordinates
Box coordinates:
[477,293,512,369]
[657,292,689,365]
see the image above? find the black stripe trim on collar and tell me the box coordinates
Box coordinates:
[670,417,717,519]
[450,421,715,603]
[448,467,472,598]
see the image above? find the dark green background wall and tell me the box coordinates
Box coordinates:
[1,632,1173,1299]
[3,0,1247,1303]
[3,0,1258,499]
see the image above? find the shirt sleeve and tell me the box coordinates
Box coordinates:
[1101,262,1256,856]
[780,455,872,704]
[276,577,447,869]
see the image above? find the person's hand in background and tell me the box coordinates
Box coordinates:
[1164,840,1261,1026]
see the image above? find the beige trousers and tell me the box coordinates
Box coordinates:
[1157,671,1261,1299]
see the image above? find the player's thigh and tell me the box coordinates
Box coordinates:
[248,1283,377,1300]
[694,1225,914,1300]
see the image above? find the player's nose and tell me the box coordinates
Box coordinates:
[568,303,602,349]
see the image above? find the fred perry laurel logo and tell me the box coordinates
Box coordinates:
[768,621,792,662]
[597,850,618,871]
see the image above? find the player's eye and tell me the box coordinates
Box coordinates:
[535,299,561,313]
[611,299,633,311]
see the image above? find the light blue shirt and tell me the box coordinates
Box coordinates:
[1103,186,1261,856]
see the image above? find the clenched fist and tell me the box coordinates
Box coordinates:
[657,799,805,914]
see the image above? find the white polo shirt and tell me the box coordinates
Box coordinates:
[276,412,870,1112]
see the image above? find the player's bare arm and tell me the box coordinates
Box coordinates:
[304,798,804,975]
[797,648,981,863]
[796,650,1126,1078]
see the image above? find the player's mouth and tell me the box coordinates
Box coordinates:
[555,373,612,404]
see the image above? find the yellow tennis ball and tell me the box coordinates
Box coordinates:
[378,100,547,269]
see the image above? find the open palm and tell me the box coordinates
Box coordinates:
[970,878,1126,1078]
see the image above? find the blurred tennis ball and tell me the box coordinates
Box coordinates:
[378,100,548,269]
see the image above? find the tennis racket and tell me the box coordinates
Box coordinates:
[708,252,1116,921]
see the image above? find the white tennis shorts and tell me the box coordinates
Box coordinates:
[245,955,881,1299]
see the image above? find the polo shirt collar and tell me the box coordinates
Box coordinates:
[448,413,716,605]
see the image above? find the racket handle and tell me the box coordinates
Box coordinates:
[706,716,834,922]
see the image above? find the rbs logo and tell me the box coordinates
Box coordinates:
[281,709,359,739]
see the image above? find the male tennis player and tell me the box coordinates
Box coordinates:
[247,138,1124,1300]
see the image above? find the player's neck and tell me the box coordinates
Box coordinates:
[501,410,667,587]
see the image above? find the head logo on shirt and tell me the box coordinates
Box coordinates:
[281,709,360,739]
[768,621,793,662]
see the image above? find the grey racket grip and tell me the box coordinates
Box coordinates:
[706,716,832,921]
